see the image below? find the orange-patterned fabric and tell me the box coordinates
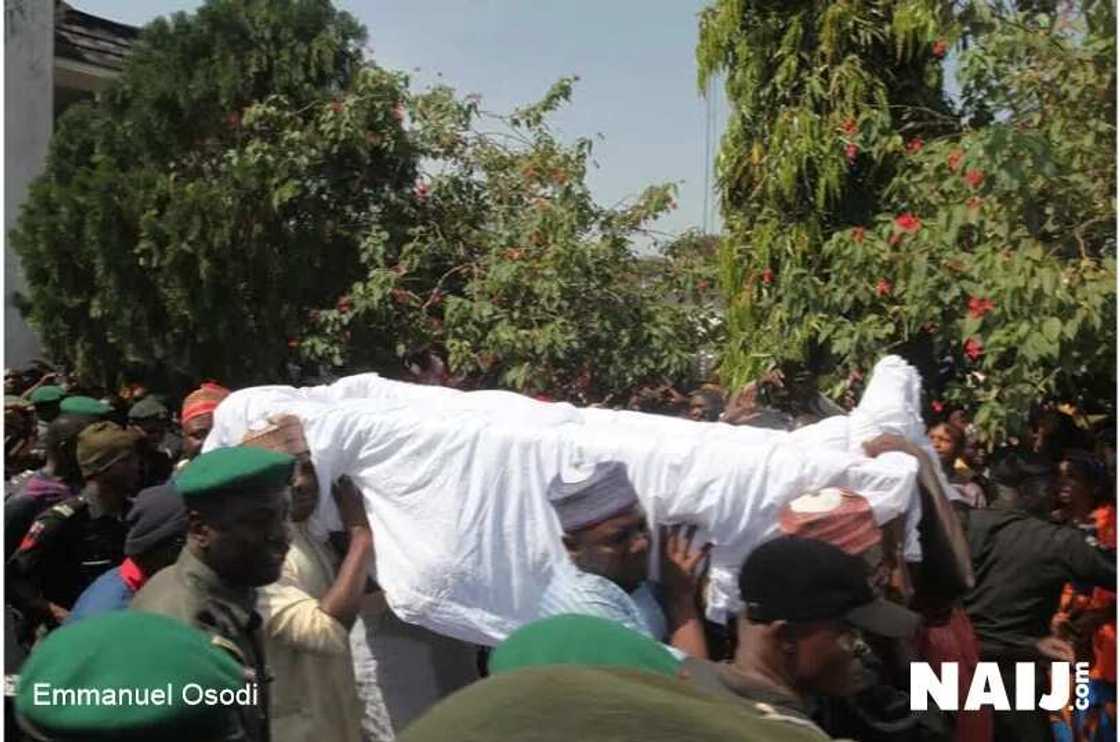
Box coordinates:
[181,382,230,424]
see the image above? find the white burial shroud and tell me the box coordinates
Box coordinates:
[204,355,953,646]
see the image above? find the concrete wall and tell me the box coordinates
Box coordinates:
[4,0,53,367]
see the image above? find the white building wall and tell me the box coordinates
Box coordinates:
[4,0,54,367]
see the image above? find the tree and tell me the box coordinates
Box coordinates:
[14,0,708,402]
[698,0,1115,440]
[299,79,706,403]
[10,0,416,391]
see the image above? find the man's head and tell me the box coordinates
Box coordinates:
[125,483,188,576]
[178,446,294,587]
[28,384,65,423]
[180,383,231,462]
[736,536,919,698]
[76,422,143,508]
[988,449,1056,516]
[550,462,650,592]
[128,396,170,448]
[687,389,724,422]
[43,414,98,485]
[241,414,319,522]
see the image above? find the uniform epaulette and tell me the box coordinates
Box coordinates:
[47,499,87,519]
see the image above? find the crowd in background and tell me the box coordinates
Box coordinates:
[1,361,1115,742]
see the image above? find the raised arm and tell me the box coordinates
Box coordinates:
[863,434,974,603]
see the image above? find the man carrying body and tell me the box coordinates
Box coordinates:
[241,414,369,742]
[539,461,711,658]
[7,421,141,639]
[131,445,294,742]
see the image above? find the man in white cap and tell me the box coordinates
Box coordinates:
[539,461,711,658]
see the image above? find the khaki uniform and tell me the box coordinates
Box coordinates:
[131,547,271,742]
[398,664,844,742]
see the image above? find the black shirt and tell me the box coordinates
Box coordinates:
[962,508,1116,658]
[6,492,128,614]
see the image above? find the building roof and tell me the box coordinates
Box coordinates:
[54,2,138,73]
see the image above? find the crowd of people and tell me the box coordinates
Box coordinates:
[1,363,1116,742]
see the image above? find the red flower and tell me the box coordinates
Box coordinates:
[931,400,945,413]
[287,337,300,349]
[895,213,922,233]
[851,226,866,244]
[336,295,352,314]
[967,296,995,319]
[947,149,964,173]
[414,180,429,201]
[875,278,893,297]
[226,112,241,129]
[845,142,859,165]
[906,138,925,155]
[966,195,983,211]
[840,118,858,136]
[697,279,710,292]
[964,169,986,189]
[932,39,948,58]
[963,337,984,362]
[761,268,775,285]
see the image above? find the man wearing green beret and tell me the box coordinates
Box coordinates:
[127,396,174,488]
[26,384,65,424]
[7,422,142,643]
[131,445,295,742]
[15,611,248,740]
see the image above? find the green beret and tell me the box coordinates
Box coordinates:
[489,614,681,678]
[128,396,169,422]
[59,396,112,417]
[29,385,65,405]
[16,611,244,740]
[175,446,295,503]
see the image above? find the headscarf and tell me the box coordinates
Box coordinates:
[181,383,230,425]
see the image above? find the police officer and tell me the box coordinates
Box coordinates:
[6,421,141,642]
[131,445,294,742]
